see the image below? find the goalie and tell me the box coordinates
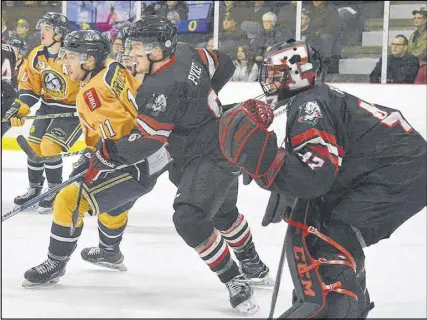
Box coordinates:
[218,39,426,318]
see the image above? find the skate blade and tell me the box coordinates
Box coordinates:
[85,260,128,272]
[38,207,53,214]
[22,277,60,288]
[248,274,275,288]
[234,298,260,316]
[14,204,38,211]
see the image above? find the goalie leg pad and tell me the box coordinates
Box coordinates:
[279,199,365,318]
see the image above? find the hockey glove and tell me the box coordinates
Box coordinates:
[84,140,121,183]
[219,99,278,178]
[5,99,30,127]
[70,148,94,178]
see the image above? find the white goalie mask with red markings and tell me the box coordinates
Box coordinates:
[259,40,322,97]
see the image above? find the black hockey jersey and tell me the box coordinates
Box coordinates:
[112,42,235,167]
[265,83,426,202]
[2,44,16,82]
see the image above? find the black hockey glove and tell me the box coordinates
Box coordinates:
[70,148,93,178]
[84,139,121,183]
[219,99,278,178]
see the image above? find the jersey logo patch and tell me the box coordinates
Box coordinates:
[83,88,101,111]
[298,101,322,126]
[41,69,67,99]
[146,93,167,116]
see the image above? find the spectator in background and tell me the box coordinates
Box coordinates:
[220,1,248,26]
[78,10,91,30]
[219,12,247,57]
[2,11,11,42]
[15,19,30,43]
[408,8,427,62]
[370,35,419,84]
[231,44,259,82]
[109,36,123,60]
[245,1,273,24]
[308,1,341,61]
[250,12,291,63]
[158,1,189,21]
[206,37,215,50]
[300,9,332,62]
[277,0,297,36]
[167,10,181,24]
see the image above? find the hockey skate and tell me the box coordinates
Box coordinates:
[13,181,44,211]
[81,246,127,271]
[225,274,259,316]
[38,183,60,214]
[239,243,274,287]
[22,257,68,288]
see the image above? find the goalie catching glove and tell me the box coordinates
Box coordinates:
[219,99,285,187]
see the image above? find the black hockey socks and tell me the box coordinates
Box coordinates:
[44,158,63,184]
[27,159,44,185]
[48,222,83,261]
[98,216,128,249]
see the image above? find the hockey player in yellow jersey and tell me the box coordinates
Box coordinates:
[10,13,82,214]
[23,30,171,286]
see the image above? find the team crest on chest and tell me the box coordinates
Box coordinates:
[146,93,167,116]
[41,69,67,99]
[298,101,322,126]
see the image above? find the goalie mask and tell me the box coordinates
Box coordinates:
[259,39,322,98]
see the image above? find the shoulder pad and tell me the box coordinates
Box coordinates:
[104,61,128,97]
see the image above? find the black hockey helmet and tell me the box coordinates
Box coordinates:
[259,39,322,97]
[36,12,71,39]
[6,37,28,57]
[61,30,110,65]
[126,15,178,58]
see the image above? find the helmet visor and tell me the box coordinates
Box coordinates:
[58,47,88,65]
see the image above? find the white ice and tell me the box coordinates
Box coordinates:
[1,149,425,318]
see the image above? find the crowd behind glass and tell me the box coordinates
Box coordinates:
[2,1,426,84]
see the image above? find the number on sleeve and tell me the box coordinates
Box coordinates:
[358,100,413,133]
[99,119,116,140]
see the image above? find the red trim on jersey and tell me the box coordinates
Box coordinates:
[291,128,338,148]
[138,114,174,131]
[206,49,219,69]
[135,125,168,144]
[153,56,176,74]
[196,48,208,65]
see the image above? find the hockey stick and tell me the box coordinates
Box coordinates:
[1,112,78,123]
[268,220,288,319]
[2,169,88,222]
[16,135,83,163]
[267,198,301,319]
[70,179,84,236]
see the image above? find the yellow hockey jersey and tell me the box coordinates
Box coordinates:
[18,45,80,108]
[76,59,141,148]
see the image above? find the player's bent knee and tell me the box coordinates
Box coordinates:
[40,137,63,157]
[173,204,211,247]
[98,211,128,229]
[53,183,91,228]
[28,140,43,157]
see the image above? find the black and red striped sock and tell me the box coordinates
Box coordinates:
[219,213,253,261]
[195,229,240,283]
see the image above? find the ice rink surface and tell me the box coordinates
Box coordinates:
[1,100,426,318]
[1,150,426,318]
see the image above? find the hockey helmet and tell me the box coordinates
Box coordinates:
[7,37,28,57]
[60,30,110,65]
[126,15,178,58]
[259,39,322,97]
[36,12,71,39]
